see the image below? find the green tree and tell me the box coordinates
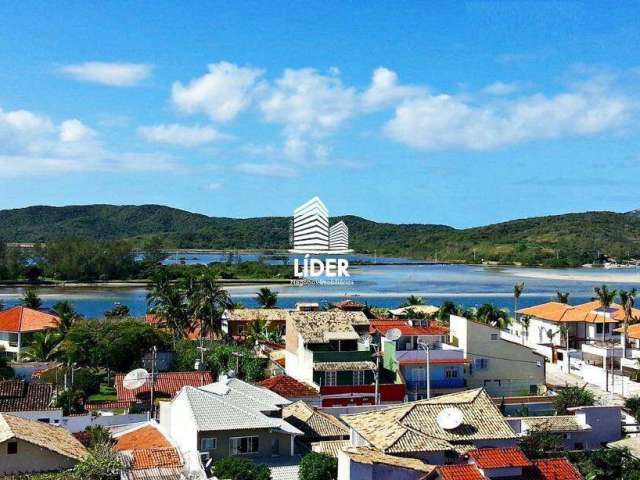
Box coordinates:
[619,289,637,363]
[104,304,130,319]
[401,295,424,307]
[187,272,230,338]
[513,282,525,323]
[476,303,512,329]
[554,385,595,414]
[83,426,115,449]
[256,287,278,309]
[22,331,63,361]
[21,287,42,309]
[147,271,190,345]
[56,388,85,416]
[212,457,271,480]
[0,347,14,379]
[207,342,267,382]
[72,441,122,480]
[141,236,168,266]
[173,339,199,371]
[437,301,462,323]
[518,315,531,345]
[594,284,617,342]
[52,301,81,335]
[518,426,563,459]
[569,447,640,480]
[299,453,338,480]
[554,291,570,304]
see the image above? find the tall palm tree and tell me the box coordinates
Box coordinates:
[401,295,425,307]
[476,303,511,330]
[147,272,189,346]
[619,288,637,364]
[188,273,231,340]
[22,331,62,361]
[558,324,569,349]
[519,315,531,345]
[594,284,617,342]
[513,283,525,324]
[21,288,42,309]
[52,301,81,335]
[554,291,570,304]
[546,328,559,362]
[256,288,278,309]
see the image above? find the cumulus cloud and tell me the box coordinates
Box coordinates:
[385,78,633,151]
[172,62,264,122]
[138,124,230,146]
[60,62,153,86]
[483,81,520,96]
[59,119,97,142]
[236,162,297,177]
[362,67,426,109]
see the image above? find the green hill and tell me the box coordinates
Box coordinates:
[1,204,639,266]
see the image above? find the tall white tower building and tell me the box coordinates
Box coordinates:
[290,197,329,253]
[329,221,349,252]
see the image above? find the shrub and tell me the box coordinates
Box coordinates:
[212,457,271,480]
[299,452,338,480]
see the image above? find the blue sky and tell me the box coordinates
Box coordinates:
[1,1,640,227]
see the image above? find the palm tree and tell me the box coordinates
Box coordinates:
[21,288,42,309]
[546,328,559,362]
[619,289,637,365]
[401,295,425,307]
[554,291,570,304]
[519,315,531,345]
[22,331,62,361]
[52,301,81,335]
[256,288,278,309]
[594,284,617,342]
[438,301,461,323]
[188,273,231,340]
[476,303,512,330]
[147,272,190,346]
[558,324,569,349]
[513,282,525,324]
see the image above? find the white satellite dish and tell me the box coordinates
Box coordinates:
[123,368,149,390]
[360,333,372,345]
[436,407,464,430]
[385,328,402,341]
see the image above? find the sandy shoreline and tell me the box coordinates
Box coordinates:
[504,269,640,283]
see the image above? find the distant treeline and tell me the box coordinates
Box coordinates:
[2,204,640,267]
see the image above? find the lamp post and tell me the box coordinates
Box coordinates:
[417,340,431,399]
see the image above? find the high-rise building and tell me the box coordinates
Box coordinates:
[329,221,349,252]
[290,196,329,253]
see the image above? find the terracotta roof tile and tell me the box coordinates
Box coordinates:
[258,375,318,398]
[0,380,55,412]
[115,425,172,451]
[371,319,449,337]
[283,401,349,440]
[118,447,182,470]
[115,371,214,403]
[289,311,369,344]
[0,306,60,333]
[528,458,583,480]
[342,446,434,473]
[311,440,351,457]
[518,301,636,324]
[468,447,532,468]
[436,464,485,480]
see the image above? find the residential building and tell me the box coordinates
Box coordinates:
[284,310,405,405]
[0,380,61,424]
[337,446,434,480]
[0,413,87,475]
[372,319,466,400]
[283,400,349,448]
[333,300,366,312]
[389,305,440,319]
[329,220,349,252]
[427,447,583,480]
[115,371,214,408]
[507,405,622,451]
[290,196,330,253]
[0,306,60,360]
[221,308,289,339]
[258,374,320,404]
[341,388,518,465]
[449,315,546,397]
[159,375,303,466]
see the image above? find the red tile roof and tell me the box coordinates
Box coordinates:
[131,448,182,469]
[145,314,221,341]
[115,425,172,451]
[468,447,532,469]
[115,371,214,402]
[258,375,318,398]
[0,380,56,412]
[0,306,60,333]
[370,319,449,337]
[436,464,485,480]
[529,458,583,480]
[334,300,366,311]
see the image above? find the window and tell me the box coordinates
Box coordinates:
[353,370,366,385]
[230,436,259,455]
[574,442,584,450]
[8,334,18,347]
[490,333,499,341]
[596,323,603,334]
[238,325,246,335]
[271,438,280,455]
[475,358,489,370]
[325,371,337,386]
[200,437,217,451]
[37,418,49,423]
[7,441,17,454]
[445,368,458,378]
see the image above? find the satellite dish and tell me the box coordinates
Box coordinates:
[123,368,149,390]
[360,333,372,345]
[436,407,464,430]
[385,328,402,341]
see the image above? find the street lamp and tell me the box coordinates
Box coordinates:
[417,340,431,400]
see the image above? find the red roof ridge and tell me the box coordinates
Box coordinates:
[468,447,532,469]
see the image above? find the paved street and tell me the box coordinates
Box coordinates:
[546,362,626,407]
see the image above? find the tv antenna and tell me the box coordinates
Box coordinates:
[436,407,464,430]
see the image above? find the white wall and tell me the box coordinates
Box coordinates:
[7,409,63,425]
[1,438,79,474]
[60,413,148,433]
[160,390,199,454]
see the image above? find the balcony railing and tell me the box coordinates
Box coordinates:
[313,350,373,363]
[406,378,466,389]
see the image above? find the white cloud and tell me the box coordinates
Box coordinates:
[60,62,153,86]
[60,119,97,142]
[205,181,223,191]
[362,67,426,109]
[236,162,297,177]
[138,124,230,146]
[483,81,520,96]
[172,62,264,122]
[385,79,633,151]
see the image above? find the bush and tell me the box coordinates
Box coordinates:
[173,339,199,371]
[299,453,338,480]
[207,342,267,382]
[554,385,594,414]
[569,447,640,480]
[212,457,271,480]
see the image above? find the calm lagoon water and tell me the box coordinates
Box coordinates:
[2,261,640,319]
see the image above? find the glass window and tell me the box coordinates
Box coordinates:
[230,436,259,455]
[7,441,17,454]
[353,370,366,385]
[200,437,217,451]
[445,368,458,378]
[475,358,489,370]
[596,323,603,334]
[325,371,337,386]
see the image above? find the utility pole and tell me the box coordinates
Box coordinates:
[374,346,381,405]
[150,346,157,419]
[418,341,431,399]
